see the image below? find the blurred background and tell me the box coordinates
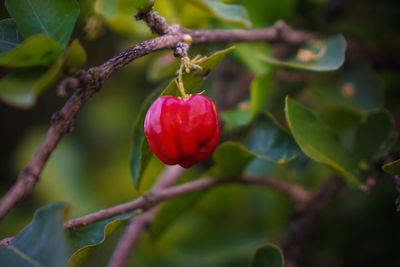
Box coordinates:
[1,0,400,266]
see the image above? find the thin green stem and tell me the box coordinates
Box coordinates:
[177,60,186,98]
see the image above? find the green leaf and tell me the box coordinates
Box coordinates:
[250,73,273,117]
[221,104,251,127]
[188,0,252,28]
[0,56,63,108]
[382,159,400,176]
[67,213,133,266]
[285,96,362,187]
[340,65,381,111]
[131,47,233,189]
[251,244,284,267]
[319,106,362,132]
[0,202,69,267]
[259,35,346,71]
[64,39,87,74]
[5,0,80,48]
[222,112,299,163]
[130,87,162,189]
[354,110,397,162]
[161,46,235,97]
[213,142,255,175]
[0,19,24,52]
[246,113,300,163]
[0,35,62,67]
[234,43,271,76]
[222,73,273,127]
[95,0,154,17]
[309,65,381,112]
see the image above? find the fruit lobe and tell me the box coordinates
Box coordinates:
[144,94,221,168]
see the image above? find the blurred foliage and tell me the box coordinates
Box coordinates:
[0,0,400,266]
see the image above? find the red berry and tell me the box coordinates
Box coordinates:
[144,94,221,168]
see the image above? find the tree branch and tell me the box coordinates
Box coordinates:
[108,165,184,267]
[0,174,311,247]
[284,176,345,267]
[0,12,318,222]
[63,174,310,230]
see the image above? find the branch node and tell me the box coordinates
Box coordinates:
[169,24,181,34]
[86,68,105,91]
[142,193,158,209]
[174,41,190,58]
[22,168,39,182]
[273,20,289,38]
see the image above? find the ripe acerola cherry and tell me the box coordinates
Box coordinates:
[144,94,221,168]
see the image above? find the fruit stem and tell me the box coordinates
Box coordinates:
[177,61,186,98]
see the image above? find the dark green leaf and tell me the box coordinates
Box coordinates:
[64,39,87,74]
[309,65,381,113]
[382,159,400,176]
[5,0,80,48]
[246,113,300,163]
[222,112,300,163]
[251,244,284,267]
[161,46,235,96]
[0,35,61,67]
[354,110,397,162]
[67,213,133,266]
[0,202,69,267]
[130,87,163,189]
[250,73,273,117]
[340,65,382,111]
[259,35,346,71]
[213,142,255,175]
[285,96,362,187]
[319,106,362,132]
[189,0,252,28]
[0,56,63,108]
[0,19,23,52]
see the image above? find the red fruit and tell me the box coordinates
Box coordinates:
[144,94,221,168]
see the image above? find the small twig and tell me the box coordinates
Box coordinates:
[284,176,345,267]
[108,165,184,267]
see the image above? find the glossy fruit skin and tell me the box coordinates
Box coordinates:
[144,94,220,168]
